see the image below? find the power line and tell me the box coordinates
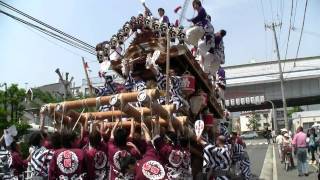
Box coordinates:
[292,0,299,27]
[268,0,275,22]
[259,0,267,23]
[23,22,95,60]
[0,10,96,55]
[282,0,295,71]
[0,1,95,50]
[293,0,309,67]
[258,0,269,61]
[292,27,320,38]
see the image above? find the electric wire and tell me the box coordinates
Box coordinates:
[292,0,299,28]
[22,19,95,59]
[284,0,309,78]
[0,10,96,55]
[258,0,269,61]
[282,0,295,71]
[293,0,308,67]
[0,1,95,50]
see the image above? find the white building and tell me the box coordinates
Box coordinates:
[292,110,320,131]
[239,110,273,132]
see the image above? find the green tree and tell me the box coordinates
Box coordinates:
[0,84,31,137]
[287,106,303,118]
[246,112,261,131]
[7,84,26,121]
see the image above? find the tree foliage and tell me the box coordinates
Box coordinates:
[0,84,30,137]
[287,106,303,118]
[246,112,261,131]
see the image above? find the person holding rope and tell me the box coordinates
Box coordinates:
[107,119,140,180]
[49,129,87,179]
[85,129,109,180]
[153,115,191,180]
[120,121,168,180]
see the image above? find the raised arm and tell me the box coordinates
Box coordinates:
[197,136,208,147]
[129,119,135,138]
[190,8,207,25]
[153,115,160,137]
[141,122,151,142]
[110,119,120,139]
[168,115,175,133]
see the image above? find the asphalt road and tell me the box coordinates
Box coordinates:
[244,138,269,179]
[243,138,319,180]
[274,145,318,180]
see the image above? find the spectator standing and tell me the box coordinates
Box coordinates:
[292,126,308,177]
[308,128,317,165]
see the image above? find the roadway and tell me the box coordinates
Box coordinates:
[243,138,319,180]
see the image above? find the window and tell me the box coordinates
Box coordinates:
[276,111,284,118]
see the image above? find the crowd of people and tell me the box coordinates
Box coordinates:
[0,119,252,180]
[0,1,239,179]
[275,126,320,177]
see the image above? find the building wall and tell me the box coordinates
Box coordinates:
[292,111,320,131]
[239,110,272,132]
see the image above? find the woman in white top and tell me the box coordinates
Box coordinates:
[282,133,295,167]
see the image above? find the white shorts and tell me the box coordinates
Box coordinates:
[185,26,205,46]
[203,52,220,75]
[198,38,215,57]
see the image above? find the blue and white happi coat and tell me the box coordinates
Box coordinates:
[230,143,251,180]
[203,143,231,180]
[220,124,230,139]
[155,68,185,109]
[124,72,147,92]
[93,83,118,112]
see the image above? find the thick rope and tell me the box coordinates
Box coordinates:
[72,108,85,131]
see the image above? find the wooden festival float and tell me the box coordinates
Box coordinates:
[39,14,224,177]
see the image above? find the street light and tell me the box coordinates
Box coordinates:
[265,100,277,131]
[0,82,8,121]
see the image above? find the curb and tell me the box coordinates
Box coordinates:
[272,145,277,180]
[259,145,274,180]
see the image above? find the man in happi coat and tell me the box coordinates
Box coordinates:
[185,0,208,46]
[49,130,87,180]
[29,132,54,179]
[229,136,251,180]
[150,64,188,111]
[133,122,168,180]
[107,120,140,180]
[153,117,191,180]
[200,135,231,180]
[85,130,108,180]
[158,8,170,24]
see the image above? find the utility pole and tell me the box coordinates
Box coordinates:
[265,22,289,130]
[82,57,94,97]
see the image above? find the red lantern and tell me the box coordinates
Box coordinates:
[181,71,195,96]
[203,113,215,126]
